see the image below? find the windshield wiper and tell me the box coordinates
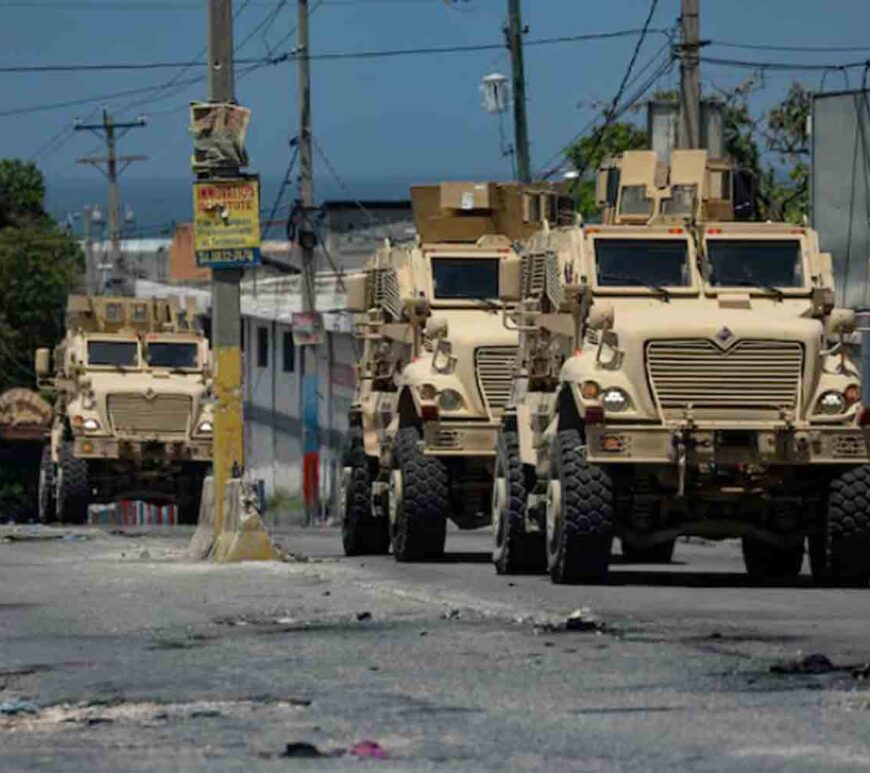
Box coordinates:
[598,273,671,302]
[722,280,784,301]
[471,296,501,312]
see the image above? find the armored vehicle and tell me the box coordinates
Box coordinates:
[0,388,53,521]
[35,295,213,524]
[493,149,870,586]
[341,181,573,560]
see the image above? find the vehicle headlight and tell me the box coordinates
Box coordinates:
[817,391,846,415]
[601,388,630,413]
[83,418,100,432]
[438,389,464,411]
[197,420,214,434]
[419,383,438,401]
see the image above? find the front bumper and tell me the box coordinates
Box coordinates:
[585,422,870,465]
[74,436,212,462]
[421,420,499,457]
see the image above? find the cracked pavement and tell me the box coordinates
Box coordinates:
[1,525,869,771]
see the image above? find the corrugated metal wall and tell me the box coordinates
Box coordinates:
[811,90,870,309]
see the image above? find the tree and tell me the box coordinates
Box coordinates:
[564,81,813,224]
[565,122,647,220]
[0,161,83,393]
[0,159,48,229]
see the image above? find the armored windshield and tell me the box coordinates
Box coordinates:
[594,239,690,287]
[146,342,199,369]
[706,239,803,288]
[87,340,138,367]
[432,258,500,300]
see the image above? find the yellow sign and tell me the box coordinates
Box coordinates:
[193,178,261,253]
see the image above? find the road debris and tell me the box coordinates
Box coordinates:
[350,740,387,759]
[0,699,38,716]
[535,608,606,634]
[356,611,372,621]
[770,653,836,675]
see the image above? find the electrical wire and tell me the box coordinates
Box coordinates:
[699,55,870,73]
[535,0,662,180]
[710,39,870,54]
[312,136,376,226]
[263,141,300,238]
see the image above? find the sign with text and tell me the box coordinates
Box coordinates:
[291,311,325,346]
[193,177,261,268]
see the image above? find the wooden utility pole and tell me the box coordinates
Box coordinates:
[505,0,531,181]
[207,0,244,540]
[678,0,701,149]
[297,0,320,526]
[75,110,147,293]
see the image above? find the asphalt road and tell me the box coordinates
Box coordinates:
[1,524,869,771]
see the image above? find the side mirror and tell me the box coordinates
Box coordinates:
[345,273,369,313]
[587,303,615,331]
[425,316,449,340]
[826,307,856,335]
[34,348,51,377]
[499,255,522,302]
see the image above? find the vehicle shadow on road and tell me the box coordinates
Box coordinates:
[602,569,815,589]
[437,551,493,564]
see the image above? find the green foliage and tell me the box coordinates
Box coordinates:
[0,159,48,228]
[565,122,647,220]
[0,160,83,393]
[564,81,812,224]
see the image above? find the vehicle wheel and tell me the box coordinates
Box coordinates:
[55,442,90,524]
[741,536,804,579]
[38,445,56,524]
[341,429,389,556]
[810,466,870,587]
[622,539,676,564]
[391,427,448,562]
[493,431,545,574]
[547,429,614,584]
[177,465,208,525]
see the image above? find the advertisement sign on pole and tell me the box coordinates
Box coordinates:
[193,176,262,268]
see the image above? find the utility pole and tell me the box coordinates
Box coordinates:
[505,0,531,182]
[678,0,701,149]
[75,110,147,294]
[297,0,320,526]
[206,0,245,543]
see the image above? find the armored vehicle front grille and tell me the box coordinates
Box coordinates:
[475,347,518,414]
[108,394,192,434]
[833,434,866,458]
[646,339,804,417]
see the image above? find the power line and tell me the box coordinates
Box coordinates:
[0,28,671,76]
[535,2,665,179]
[699,55,870,73]
[710,39,870,54]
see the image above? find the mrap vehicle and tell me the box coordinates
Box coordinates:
[492,149,870,586]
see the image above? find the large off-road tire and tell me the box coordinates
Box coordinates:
[492,431,545,574]
[547,429,614,584]
[741,536,804,579]
[341,430,389,556]
[38,445,56,524]
[809,466,870,587]
[391,427,448,562]
[177,464,209,525]
[55,442,90,525]
[621,539,676,564]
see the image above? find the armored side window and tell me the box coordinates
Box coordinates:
[257,326,269,368]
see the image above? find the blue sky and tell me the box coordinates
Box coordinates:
[3,0,870,196]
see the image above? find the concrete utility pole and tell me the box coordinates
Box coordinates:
[678,0,701,149]
[505,0,531,181]
[207,0,245,540]
[75,110,147,293]
[297,0,321,526]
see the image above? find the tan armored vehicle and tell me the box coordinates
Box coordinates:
[0,388,53,521]
[341,181,573,560]
[35,295,214,524]
[494,149,870,586]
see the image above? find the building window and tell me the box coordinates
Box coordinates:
[257,326,268,368]
[282,331,295,373]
